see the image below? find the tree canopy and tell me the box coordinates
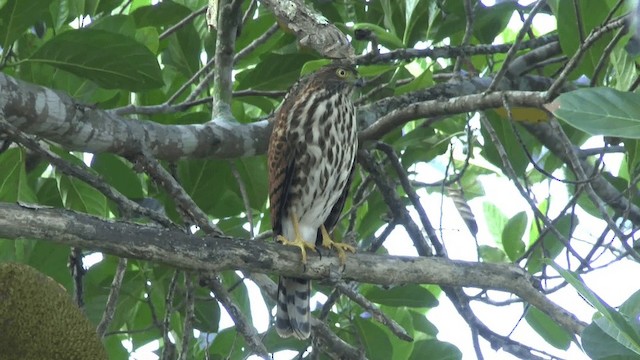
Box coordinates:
[1,0,639,359]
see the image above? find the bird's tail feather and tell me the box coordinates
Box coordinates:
[276,276,310,339]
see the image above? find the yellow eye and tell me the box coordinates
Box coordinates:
[336,68,348,78]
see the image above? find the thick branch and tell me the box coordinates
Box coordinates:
[0,202,585,336]
[259,0,354,59]
[0,72,270,160]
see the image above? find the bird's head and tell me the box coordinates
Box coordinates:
[309,64,364,91]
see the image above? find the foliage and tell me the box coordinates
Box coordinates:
[1,0,640,359]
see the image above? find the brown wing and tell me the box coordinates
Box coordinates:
[268,84,302,235]
[268,122,294,236]
[316,163,356,244]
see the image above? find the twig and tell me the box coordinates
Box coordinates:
[167,56,216,105]
[161,270,180,360]
[132,153,223,235]
[234,24,279,62]
[547,120,640,261]
[358,150,432,256]
[335,281,412,341]
[486,0,547,92]
[201,274,269,358]
[178,273,195,360]
[374,143,445,256]
[230,162,254,238]
[356,35,558,65]
[546,16,626,100]
[97,258,128,337]
[0,117,176,228]
[159,6,208,40]
[69,247,85,308]
[590,27,626,86]
[212,0,242,116]
[454,0,475,73]
[479,112,586,263]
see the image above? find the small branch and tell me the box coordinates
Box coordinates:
[178,273,195,360]
[97,258,128,338]
[454,0,475,73]
[234,24,279,62]
[159,6,208,40]
[358,150,432,256]
[359,91,546,141]
[0,117,176,228]
[69,247,86,308]
[486,0,547,92]
[201,274,269,358]
[479,112,586,264]
[230,162,254,237]
[161,270,180,360]
[546,16,626,100]
[356,35,558,65]
[374,143,445,256]
[133,154,223,235]
[212,0,242,116]
[335,281,412,342]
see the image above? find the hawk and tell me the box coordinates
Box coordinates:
[268,63,362,339]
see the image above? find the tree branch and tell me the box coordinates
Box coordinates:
[259,0,354,59]
[0,202,586,336]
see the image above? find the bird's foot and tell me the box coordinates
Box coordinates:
[320,225,355,265]
[277,234,316,264]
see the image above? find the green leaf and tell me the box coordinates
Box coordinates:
[353,22,405,48]
[527,214,577,274]
[91,154,144,199]
[525,307,572,350]
[28,29,163,91]
[0,148,37,203]
[549,262,640,355]
[482,202,508,244]
[177,159,243,218]
[0,0,55,48]
[355,317,393,360]
[409,339,462,360]
[478,245,509,263]
[194,288,220,332]
[131,0,192,28]
[162,22,200,78]
[582,321,640,360]
[235,53,317,91]
[556,0,613,79]
[473,2,517,43]
[409,310,438,336]
[363,284,438,308]
[56,173,108,216]
[550,88,640,138]
[395,68,433,95]
[481,110,536,175]
[501,211,527,261]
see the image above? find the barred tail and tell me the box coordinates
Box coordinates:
[276,277,310,339]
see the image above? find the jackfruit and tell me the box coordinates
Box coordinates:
[0,262,107,360]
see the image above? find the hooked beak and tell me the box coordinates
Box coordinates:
[354,77,365,88]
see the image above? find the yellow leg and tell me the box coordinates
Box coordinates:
[320,225,356,265]
[277,214,316,264]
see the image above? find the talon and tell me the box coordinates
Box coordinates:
[320,225,356,265]
[278,214,316,264]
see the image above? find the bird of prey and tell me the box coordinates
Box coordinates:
[268,63,362,339]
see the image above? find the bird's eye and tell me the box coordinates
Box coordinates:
[336,68,348,78]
